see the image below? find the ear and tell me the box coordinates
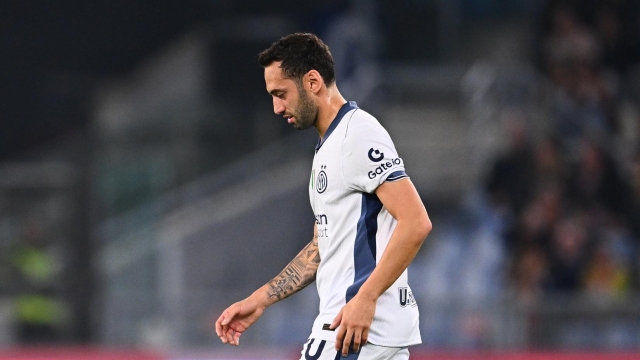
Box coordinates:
[305,70,323,94]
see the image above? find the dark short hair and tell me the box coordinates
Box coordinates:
[258,32,335,86]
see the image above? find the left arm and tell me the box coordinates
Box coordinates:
[331,178,431,355]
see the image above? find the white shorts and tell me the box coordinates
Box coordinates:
[299,338,409,360]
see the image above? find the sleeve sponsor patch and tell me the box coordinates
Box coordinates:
[342,125,407,193]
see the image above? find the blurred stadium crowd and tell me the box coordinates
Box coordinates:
[487,0,640,300]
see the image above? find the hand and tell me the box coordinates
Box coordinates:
[330,294,376,356]
[215,297,264,346]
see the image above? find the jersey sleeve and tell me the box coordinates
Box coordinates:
[341,123,409,193]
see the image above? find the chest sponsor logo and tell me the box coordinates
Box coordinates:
[316,165,328,194]
[315,213,328,238]
[368,158,402,179]
[368,148,384,162]
[399,287,417,307]
[315,214,328,225]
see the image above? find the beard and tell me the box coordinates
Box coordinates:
[291,86,318,130]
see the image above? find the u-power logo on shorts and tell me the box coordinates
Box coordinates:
[316,165,328,193]
[368,148,384,162]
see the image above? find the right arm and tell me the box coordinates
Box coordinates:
[215,224,320,345]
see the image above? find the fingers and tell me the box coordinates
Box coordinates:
[352,331,362,354]
[216,307,239,345]
[330,310,342,330]
[218,324,241,346]
[332,310,345,353]
[221,307,237,326]
[341,328,354,357]
[225,327,236,345]
[216,312,228,343]
[334,322,346,351]
[215,313,223,337]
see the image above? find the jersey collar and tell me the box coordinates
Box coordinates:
[315,101,358,152]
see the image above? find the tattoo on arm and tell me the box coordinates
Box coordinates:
[266,234,320,302]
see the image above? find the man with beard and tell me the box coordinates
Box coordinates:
[215,33,432,360]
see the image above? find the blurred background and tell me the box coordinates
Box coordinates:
[1,0,640,358]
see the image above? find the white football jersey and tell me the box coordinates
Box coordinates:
[308,101,421,347]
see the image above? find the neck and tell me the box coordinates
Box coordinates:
[315,85,347,139]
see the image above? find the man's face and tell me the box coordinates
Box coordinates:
[264,62,318,130]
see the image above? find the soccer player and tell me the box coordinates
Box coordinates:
[215,33,432,360]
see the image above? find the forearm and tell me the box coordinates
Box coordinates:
[251,234,320,309]
[358,218,430,301]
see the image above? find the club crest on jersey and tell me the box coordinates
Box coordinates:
[368,148,384,162]
[399,287,417,307]
[316,165,328,194]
